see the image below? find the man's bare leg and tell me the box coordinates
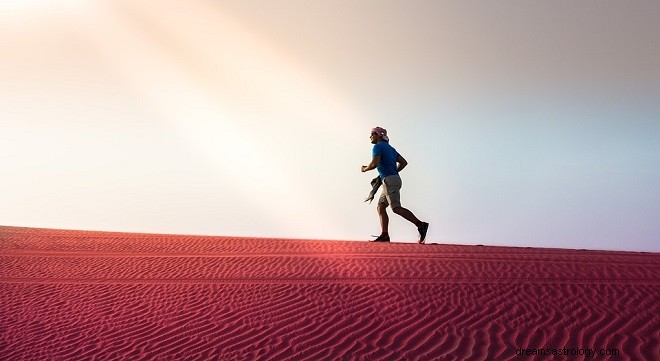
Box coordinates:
[393,206,429,243]
[377,203,389,236]
[393,207,422,227]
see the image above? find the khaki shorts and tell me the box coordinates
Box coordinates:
[378,174,402,209]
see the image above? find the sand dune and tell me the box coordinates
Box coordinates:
[1,226,658,360]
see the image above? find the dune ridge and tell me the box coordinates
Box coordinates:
[1,226,658,360]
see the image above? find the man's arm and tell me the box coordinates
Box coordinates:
[361,155,380,172]
[396,154,408,172]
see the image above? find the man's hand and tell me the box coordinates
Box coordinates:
[361,155,380,173]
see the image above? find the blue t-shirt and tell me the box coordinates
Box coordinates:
[372,141,399,178]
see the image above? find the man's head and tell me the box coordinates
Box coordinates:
[370,126,389,144]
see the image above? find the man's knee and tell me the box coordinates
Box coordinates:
[377,204,388,214]
[392,206,404,214]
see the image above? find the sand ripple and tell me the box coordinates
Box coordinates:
[1,226,658,360]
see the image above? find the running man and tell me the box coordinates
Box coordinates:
[361,126,429,243]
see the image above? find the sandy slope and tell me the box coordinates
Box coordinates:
[1,226,658,360]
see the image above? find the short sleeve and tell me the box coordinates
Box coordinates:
[372,143,382,157]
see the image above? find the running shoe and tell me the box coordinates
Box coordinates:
[370,234,390,242]
[418,222,429,244]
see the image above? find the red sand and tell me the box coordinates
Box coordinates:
[1,226,658,360]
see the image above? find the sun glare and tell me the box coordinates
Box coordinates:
[62,0,367,235]
[0,0,82,12]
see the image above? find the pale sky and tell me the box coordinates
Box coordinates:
[2,0,659,251]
